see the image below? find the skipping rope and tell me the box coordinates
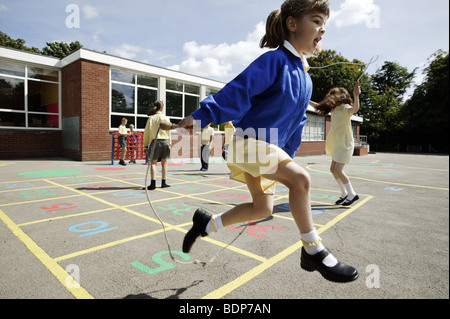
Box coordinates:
[144,54,379,266]
[144,127,248,267]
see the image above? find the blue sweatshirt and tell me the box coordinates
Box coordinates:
[191,43,313,158]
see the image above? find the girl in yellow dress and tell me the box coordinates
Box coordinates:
[313,85,361,206]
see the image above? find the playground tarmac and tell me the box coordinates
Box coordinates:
[0,152,448,302]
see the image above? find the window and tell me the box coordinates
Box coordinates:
[110,68,158,130]
[0,60,60,129]
[165,80,199,123]
[303,114,325,141]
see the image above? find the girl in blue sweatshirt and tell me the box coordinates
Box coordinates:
[179,0,358,283]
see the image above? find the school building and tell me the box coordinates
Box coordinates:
[0,46,365,161]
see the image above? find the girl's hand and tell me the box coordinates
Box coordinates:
[354,83,361,97]
[178,115,198,134]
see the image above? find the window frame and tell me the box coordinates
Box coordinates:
[109,68,159,131]
[0,60,61,130]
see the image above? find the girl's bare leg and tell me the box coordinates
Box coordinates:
[262,161,314,234]
[220,173,274,227]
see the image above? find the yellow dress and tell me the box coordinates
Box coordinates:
[326,104,354,164]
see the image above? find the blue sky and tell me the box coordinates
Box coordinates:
[1,0,449,95]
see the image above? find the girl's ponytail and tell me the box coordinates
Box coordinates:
[260,9,285,49]
[147,101,164,116]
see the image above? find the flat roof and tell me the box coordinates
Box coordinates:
[1,45,363,123]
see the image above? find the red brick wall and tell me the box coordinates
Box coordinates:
[0,130,62,159]
[61,59,110,161]
[79,60,110,161]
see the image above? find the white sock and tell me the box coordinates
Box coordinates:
[344,182,357,199]
[301,228,338,267]
[301,228,325,255]
[335,178,348,198]
[205,214,223,234]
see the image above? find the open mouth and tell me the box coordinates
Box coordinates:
[313,37,322,48]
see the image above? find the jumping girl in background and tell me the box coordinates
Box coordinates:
[178,0,358,283]
[313,86,361,206]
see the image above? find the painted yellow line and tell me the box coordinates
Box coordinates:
[306,166,448,191]
[54,226,179,262]
[17,207,117,227]
[202,195,374,299]
[0,208,93,299]
[43,179,266,263]
[0,194,82,207]
[17,194,185,227]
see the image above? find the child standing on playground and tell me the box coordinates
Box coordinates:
[200,124,215,171]
[144,101,178,190]
[178,0,358,283]
[118,117,130,166]
[313,86,361,206]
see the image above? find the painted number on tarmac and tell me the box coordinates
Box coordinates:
[68,221,118,237]
[131,250,191,274]
[228,222,283,238]
[40,203,78,213]
[156,203,201,215]
[278,202,329,215]
[19,189,56,199]
[112,191,145,199]
[216,193,249,201]
[4,183,35,189]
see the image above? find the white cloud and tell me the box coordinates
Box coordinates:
[82,4,99,19]
[329,0,380,28]
[113,43,142,59]
[0,4,8,12]
[169,21,269,79]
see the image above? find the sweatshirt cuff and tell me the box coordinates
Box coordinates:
[191,107,213,129]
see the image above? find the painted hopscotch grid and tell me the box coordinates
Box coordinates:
[0,169,373,299]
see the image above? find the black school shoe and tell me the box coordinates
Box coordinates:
[335,195,348,205]
[300,247,359,283]
[182,209,212,253]
[342,195,359,206]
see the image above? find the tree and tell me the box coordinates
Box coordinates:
[359,61,415,151]
[0,31,40,54]
[42,41,83,58]
[401,50,449,152]
[308,50,369,103]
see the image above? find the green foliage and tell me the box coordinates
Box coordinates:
[0,31,41,54]
[401,50,449,152]
[42,41,83,58]
[1,30,82,58]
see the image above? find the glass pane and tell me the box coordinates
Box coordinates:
[185,95,199,116]
[166,92,182,117]
[185,84,199,95]
[206,87,219,96]
[0,111,25,127]
[0,61,25,77]
[28,80,59,113]
[111,115,135,130]
[28,67,58,82]
[28,113,59,128]
[111,83,135,113]
[137,87,157,115]
[166,80,183,92]
[111,69,135,84]
[137,74,158,88]
[137,116,148,129]
[0,76,24,110]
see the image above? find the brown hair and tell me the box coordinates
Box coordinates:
[147,101,164,116]
[260,0,330,49]
[313,87,353,116]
